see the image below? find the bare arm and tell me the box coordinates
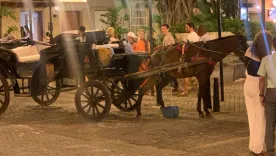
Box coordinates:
[259,76,265,105]
[259,76,265,95]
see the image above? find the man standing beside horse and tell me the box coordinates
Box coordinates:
[161,24,179,94]
[179,22,200,96]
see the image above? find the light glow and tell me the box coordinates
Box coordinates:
[256,5,261,9]
[273,0,276,7]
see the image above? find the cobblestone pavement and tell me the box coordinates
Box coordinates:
[0,79,264,156]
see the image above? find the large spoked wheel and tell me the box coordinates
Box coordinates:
[111,80,138,112]
[75,80,111,121]
[32,80,60,106]
[0,76,10,115]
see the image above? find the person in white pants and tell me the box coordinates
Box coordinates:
[244,31,273,155]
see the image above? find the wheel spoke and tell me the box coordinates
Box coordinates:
[92,105,95,116]
[96,102,105,109]
[84,89,91,97]
[94,105,100,115]
[94,88,100,96]
[41,94,44,101]
[81,100,89,103]
[97,95,105,100]
[130,96,138,102]
[87,105,92,114]
[127,99,133,107]
[91,87,94,96]
[82,103,90,109]
[124,101,127,108]
[81,92,90,99]
[46,94,50,101]
[0,99,3,106]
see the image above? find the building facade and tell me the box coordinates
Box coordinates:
[1,0,116,41]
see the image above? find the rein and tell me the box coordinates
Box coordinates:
[151,41,185,57]
[190,43,229,55]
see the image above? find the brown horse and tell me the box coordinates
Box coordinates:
[134,35,248,117]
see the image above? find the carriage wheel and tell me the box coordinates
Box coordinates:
[32,80,60,106]
[0,76,10,115]
[75,80,111,121]
[110,80,138,112]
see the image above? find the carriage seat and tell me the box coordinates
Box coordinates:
[12,44,49,62]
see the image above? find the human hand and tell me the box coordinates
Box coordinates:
[260,96,265,106]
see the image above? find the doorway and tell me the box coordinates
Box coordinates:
[20,11,43,41]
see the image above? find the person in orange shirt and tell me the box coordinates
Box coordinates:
[133,29,150,53]
[134,29,154,96]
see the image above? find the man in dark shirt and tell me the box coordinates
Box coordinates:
[78,26,87,43]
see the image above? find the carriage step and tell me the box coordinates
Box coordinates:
[14,93,31,97]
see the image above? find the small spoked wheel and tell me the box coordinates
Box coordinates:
[32,80,60,106]
[0,76,10,115]
[75,80,111,121]
[111,80,138,112]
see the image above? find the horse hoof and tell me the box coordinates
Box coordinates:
[205,114,213,119]
[136,114,142,118]
[198,114,205,118]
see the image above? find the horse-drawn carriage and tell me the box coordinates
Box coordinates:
[0,30,248,120]
[0,30,150,119]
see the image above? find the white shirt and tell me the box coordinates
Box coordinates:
[199,33,211,43]
[187,32,200,43]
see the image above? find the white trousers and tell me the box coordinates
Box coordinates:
[244,74,266,153]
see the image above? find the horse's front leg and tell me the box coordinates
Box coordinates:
[156,74,171,107]
[136,75,160,117]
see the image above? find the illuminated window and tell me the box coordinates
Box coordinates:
[129,0,148,33]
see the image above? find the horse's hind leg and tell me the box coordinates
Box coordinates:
[198,80,212,118]
[205,77,212,109]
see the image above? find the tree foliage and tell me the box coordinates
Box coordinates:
[0,6,17,20]
[154,0,197,25]
[99,6,128,39]
[0,6,18,36]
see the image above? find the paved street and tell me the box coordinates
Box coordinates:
[0,80,262,156]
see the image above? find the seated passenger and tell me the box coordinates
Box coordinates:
[78,26,87,43]
[106,27,119,43]
[133,29,150,53]
[124,32,137,53]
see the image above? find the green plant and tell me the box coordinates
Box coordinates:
[0,6,17,37]
[223,19,245,35]
[99,6,128,39]
[265,21,276,37]
[0,6,17,20]
[5,25,18,35]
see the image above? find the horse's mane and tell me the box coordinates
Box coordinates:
[206,35,237,43]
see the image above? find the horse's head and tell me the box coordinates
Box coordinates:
[198,35,248,63]
[233,35,249,63]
